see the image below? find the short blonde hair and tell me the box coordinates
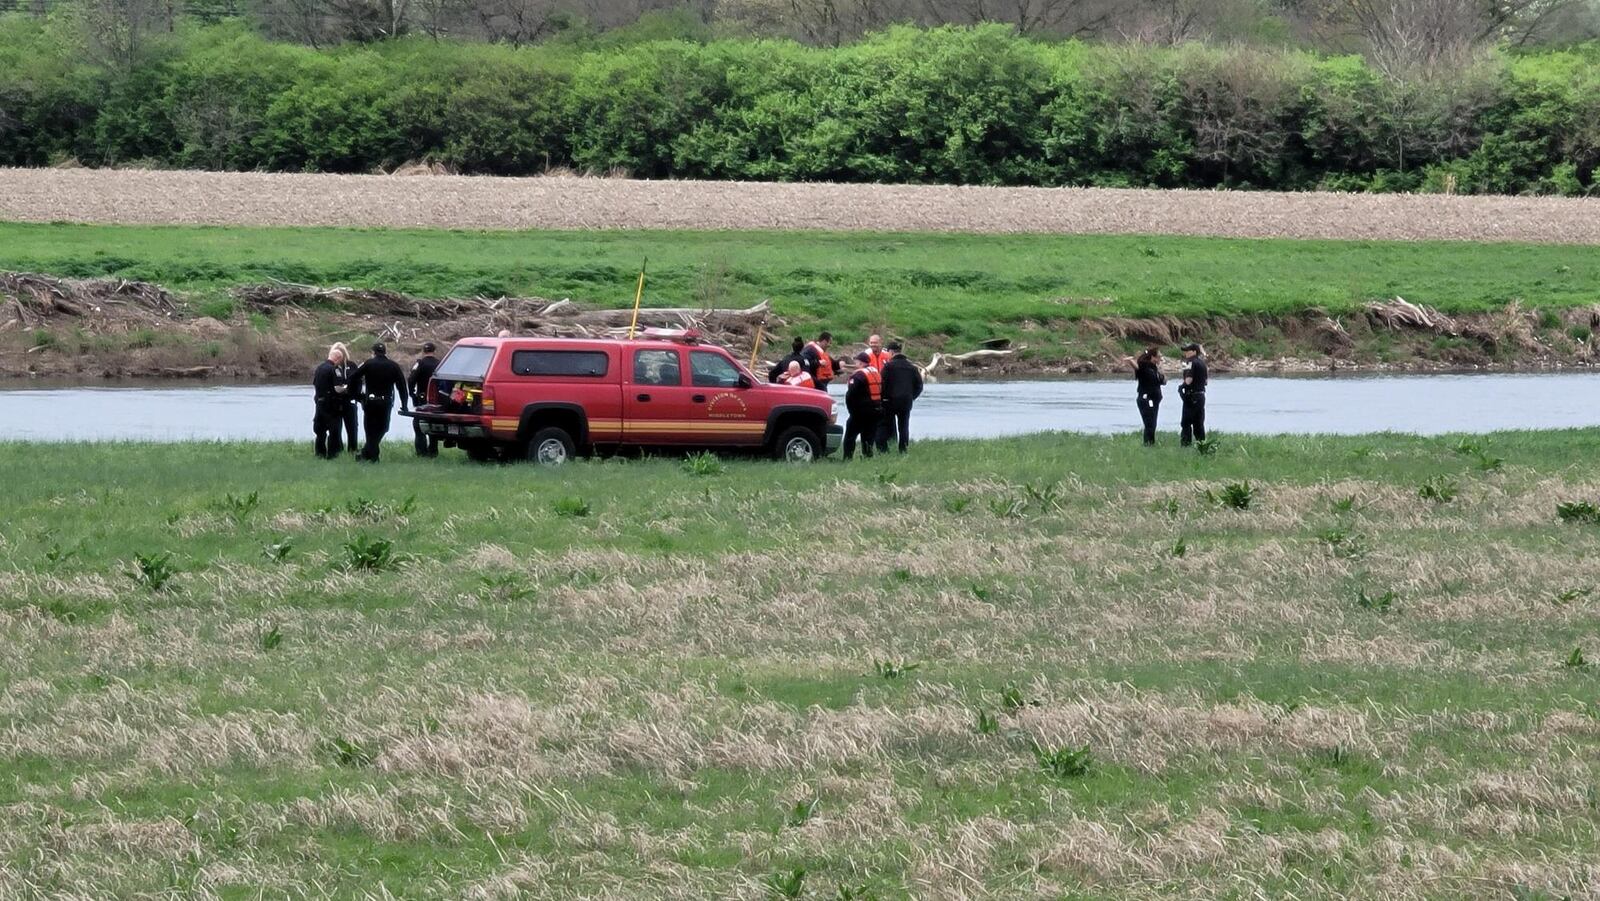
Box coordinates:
[329,342,349,361]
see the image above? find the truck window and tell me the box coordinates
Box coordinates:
[434,345,496,381]
[633,350,682,386]
[512,350,609,377]
[690,351,742,388]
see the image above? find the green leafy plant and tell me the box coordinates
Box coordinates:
[943,495,972,514]
[343,535,396,572]
[1474,452,1505,472]
[1318,526,1367,559]
[1453,438,1483,456]
[479,572,534,602]
[873,659,920,680]
[1418,476,1459,503]
[767,868,806,898]
[875,471,900,485]
[682,451,725,476]
[1219,481,1254,509]
[1356,588,1396,612]
[974,709,1000,735]
[1033,742,1093,779]
[785,798,819,828]
[1557,501,1600,524]
[262,539,294,563]
[260,623,283,651]
[1554,588,1593,607]
[969,583,991,601]
[1331,494,1357,514]
[1171,538,1188,558]
[218,490,260,521]
[1195,437,1220,456]
[1000,681,1036,713]
[553,496,592,518]
[43,542,79,568]
[321,735,374,767]
[989,496,1027,519]
[126,552,177,591]
[1564,647,1589,670]
[891,567,912,583]
[1021,480,1066,513]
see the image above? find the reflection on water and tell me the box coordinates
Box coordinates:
[1,373,1597,442]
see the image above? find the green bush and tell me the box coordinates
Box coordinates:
[1,18,1596,195]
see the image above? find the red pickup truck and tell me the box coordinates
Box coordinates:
[405,335,842,463]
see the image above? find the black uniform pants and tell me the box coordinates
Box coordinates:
[876,403,912,453]
[413,416,438,457]
[314,401,344,458]
[1138,395,1160,445]
[843,405,880,460]
[341,402,359,453]
[1180,393,1206,446]
[360,401,394,461]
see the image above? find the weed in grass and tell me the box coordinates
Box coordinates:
[1000,681,1037,712]
[1356,588,1397,612]
[43,542,79,568]
[767,868,806,898]
[943,495,972,514]
[553,496,592,518]
[1171,538,1188,558]
[1196,437,1220,456]
[262,539,294,563]
[479,572,535,602]
[1554,588,1593,606]
[891,567,911,582]
[1557,501,1600,524]
[974,709,1000,735]
[345,494,417,517]
[1155,497,1181,518]
[785,798,819,828]
[875,471,900,485]
[836,886,878,901]
[873,659,920,680]
[989,496,1027,519]
[1418,476,1459,503]
[969,583,991,601]
[1349,444,1374,460]
[217,490,260,521]
[126,552,177,591]
[1474,452,1505,472]
[682,451,725,477]
[1331,494,1357,514]
[1033,742,1093,779]
[1564,647,1589,670]
[321,736,374,767]
[1202,484,1253,509]
[1021,480,1067,513]
[259,623,283,651]
[1309,744,1366,771]
[343,535,396,572]
[1318,526,1367,559]
[1453,438,1483,456]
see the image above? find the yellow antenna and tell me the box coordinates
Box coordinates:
[626,257,647,339]
[748,321,765,369]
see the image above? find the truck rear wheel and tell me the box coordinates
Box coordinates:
[772,425,820,463]
[526,426,576,465]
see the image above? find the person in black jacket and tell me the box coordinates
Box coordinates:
[800,332,835,392]
[1178,342,1209,447]
[842,351,883,461]
[1124,345,1166,445]
[409,341,440,457]
[768,337,805,383]
[312,343,353,459]
[876,341,924,454]
[355,342,409,462]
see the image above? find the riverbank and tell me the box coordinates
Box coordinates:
[3,222,1599,381]
[5,433,1600,896]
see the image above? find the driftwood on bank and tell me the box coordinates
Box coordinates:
[926,347,1017,374]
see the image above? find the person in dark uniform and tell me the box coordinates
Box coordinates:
[1178,342,1208,447]
[329,341,359,454]
[312,343,353,459]
[409,341,440,457]
[876,341,924,454]
[355,342,408,462]
[768,337,805,383]
[1124,345,1166,445]
[841,351,883,461]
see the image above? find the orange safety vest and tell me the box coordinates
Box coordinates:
[806,342,834,382]
[859,365,883,402]
[785,371,815,389]
[867,350,892,371]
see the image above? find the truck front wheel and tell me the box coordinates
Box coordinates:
[772,425,820,463]
[526,426,577,465]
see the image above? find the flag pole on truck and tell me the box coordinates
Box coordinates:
[748,320,765,370]
[627,258,648,340]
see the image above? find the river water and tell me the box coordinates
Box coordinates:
[1,373,1596,442]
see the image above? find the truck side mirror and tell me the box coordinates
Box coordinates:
[737,374,753,389]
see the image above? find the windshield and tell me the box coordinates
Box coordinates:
[435,345,496,382]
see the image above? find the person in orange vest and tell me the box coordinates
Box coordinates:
[842,351,883,460]
[780,360,815,389]
[801,332,835,392]
[865,333,893,371]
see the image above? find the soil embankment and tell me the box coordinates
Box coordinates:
[4,272,1598,382]
[4,168,1600,243]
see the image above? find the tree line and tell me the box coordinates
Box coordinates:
[1,19,1596,194]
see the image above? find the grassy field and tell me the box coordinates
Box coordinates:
[5,433,1600,897]
[4,222,1600,351]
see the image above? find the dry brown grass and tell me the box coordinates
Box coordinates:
[3,168,1600,242]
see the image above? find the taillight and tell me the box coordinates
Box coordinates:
[481,384,496,414]
[426,380,439,405]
